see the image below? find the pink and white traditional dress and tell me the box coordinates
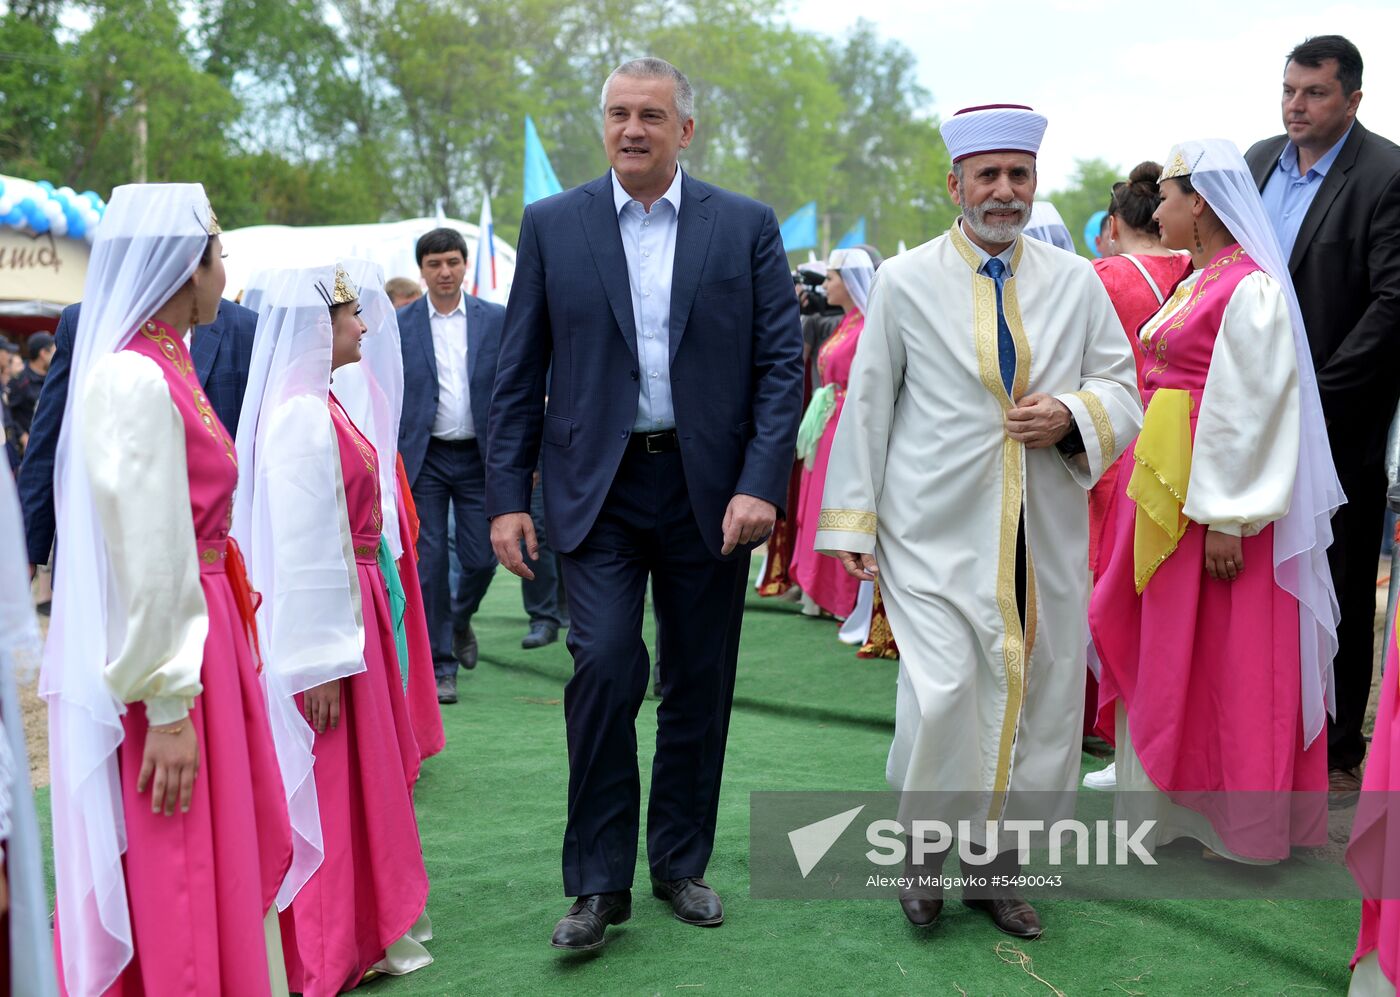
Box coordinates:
[394,458,446,761]
[1090,243,1326,860]
[61,319,293,994]
[791,308,865,618]
[1348,613,1400,994]
[276,395,430,995]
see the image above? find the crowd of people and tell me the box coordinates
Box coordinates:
[0,31,1396,996]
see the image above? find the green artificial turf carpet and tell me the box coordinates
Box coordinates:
[36,570,1361,994]
[378,574,1359,996]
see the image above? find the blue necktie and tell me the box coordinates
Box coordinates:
[983,257,1016,395]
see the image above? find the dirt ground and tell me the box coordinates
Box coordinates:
[18,558,1396,791]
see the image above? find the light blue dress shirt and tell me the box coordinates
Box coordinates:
[1260,124,1352,261]
[613,166,683,431]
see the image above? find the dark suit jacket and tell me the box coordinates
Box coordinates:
[1246,120,1400,465]
[395,292,506,485]
[485,171,805,559]
[18,299,256,565]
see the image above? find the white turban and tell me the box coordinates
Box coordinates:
[940,104,1047,164]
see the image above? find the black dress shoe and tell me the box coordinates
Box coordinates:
[453,624,478,670]
[550,891,631,951]
[521,622,558,649]
[650,875,723,926]
[963,894,1043,938]
[898,885,943,927]
[436,674,458,704]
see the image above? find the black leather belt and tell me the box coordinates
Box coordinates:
[629,429,679,454]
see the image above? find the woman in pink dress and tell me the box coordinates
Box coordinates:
[238,265,430,995]
[791,248,877,619]
[1089,141,1341,862]
[1082,163,1193,753]
[45,184,292,995]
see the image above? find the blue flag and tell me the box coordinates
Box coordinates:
[524,115,563,207]
[779,201,818,252]
[835,217,866,249]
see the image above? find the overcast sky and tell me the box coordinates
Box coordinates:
[790,0,1400,190]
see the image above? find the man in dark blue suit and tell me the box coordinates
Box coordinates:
[487,58,804,951]
[18,298,256,569]
[396,228,505,704]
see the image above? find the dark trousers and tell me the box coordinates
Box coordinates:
[520,477,564,627]
[558,447,750,896]
[412,437,496,679]
[1328,458,1388,771]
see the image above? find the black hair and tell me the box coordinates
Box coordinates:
[1167,175,1196,196]
[27,332,55,360]
[200,235,217,267]
[1287,35,1363,96]
[414,228,469,267]
[1108,161,1165,237]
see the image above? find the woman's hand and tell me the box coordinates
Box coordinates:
[1204,530,1244,582]
[304,680,342,734]
[138,720,199,816]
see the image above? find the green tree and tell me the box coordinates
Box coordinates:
[1045,157,1122,258]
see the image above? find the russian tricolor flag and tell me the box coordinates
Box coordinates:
[471,194,502,303]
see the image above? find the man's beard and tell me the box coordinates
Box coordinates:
[962,197,1029,244]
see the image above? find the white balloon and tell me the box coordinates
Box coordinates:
[43,200,63,220]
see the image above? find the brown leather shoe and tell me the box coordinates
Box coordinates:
[1329,766,1362,807]
[650,876,723,926]
[550,891,631,951]
[963,895,1043,939]
[898,884,943,927]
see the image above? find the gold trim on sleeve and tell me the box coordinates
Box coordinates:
[817,508,877,535]
[1073,390,1115,470]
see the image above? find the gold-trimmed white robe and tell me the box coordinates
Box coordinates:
[814,225,1141,814]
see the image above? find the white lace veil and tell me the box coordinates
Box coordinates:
[1167,138,1344,746]
[827,247,876,315]
[40,182,214,994]
[332,258,404,557]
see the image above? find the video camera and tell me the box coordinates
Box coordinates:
[793,263,836,317]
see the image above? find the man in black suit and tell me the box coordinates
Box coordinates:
[395,228,505,705]
[1245,34,1400,793]
[18,299,256,569]
[487,57,804,951]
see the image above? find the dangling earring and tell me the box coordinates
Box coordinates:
[1193,219,1203,254]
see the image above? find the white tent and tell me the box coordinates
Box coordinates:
[220,216,517,304]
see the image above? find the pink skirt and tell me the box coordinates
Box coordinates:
[790,397,859,618]
[59,568,293,996]
[396,499,445,762]
[279,559,428,997]
[1089,444,1326,859]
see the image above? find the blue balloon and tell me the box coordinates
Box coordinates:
[2,209,21,227]
[0,179,6,198]
[29,213,49,234]
[17,197,38,224]
[1085,210,1109,258]
[36,180,54,194]
[63,204,85,239]
[82,191,102,208]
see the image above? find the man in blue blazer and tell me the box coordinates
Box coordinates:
[18,298,256,569]
[396,228,505,704]
[487,58,804,951]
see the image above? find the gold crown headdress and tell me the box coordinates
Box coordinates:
[197,200,222,236]
[1158,145,1206,182]
[314,265,359,307]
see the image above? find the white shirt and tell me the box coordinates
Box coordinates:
[429,291,473,440]
[613,166,682,431]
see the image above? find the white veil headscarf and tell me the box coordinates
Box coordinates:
[1024,201,1076,253]
[332,258,404,558]
[827,247,875,315]
[0,473,58,995]
[231,264,366,908]
[1165,138,1344,746]
[39,182,215,995]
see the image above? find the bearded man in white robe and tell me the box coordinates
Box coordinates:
[815,104,1142,938]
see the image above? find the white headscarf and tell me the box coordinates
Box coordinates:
[40,182,215,995]
[827,247,876,315]
[1024,201,1076,253]
[332,258,404,558]
[231,264,367,908]
[0,473,58,996]
[1164,138,1344,747]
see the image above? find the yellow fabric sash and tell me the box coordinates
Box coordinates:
[1127,388,1194,593]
